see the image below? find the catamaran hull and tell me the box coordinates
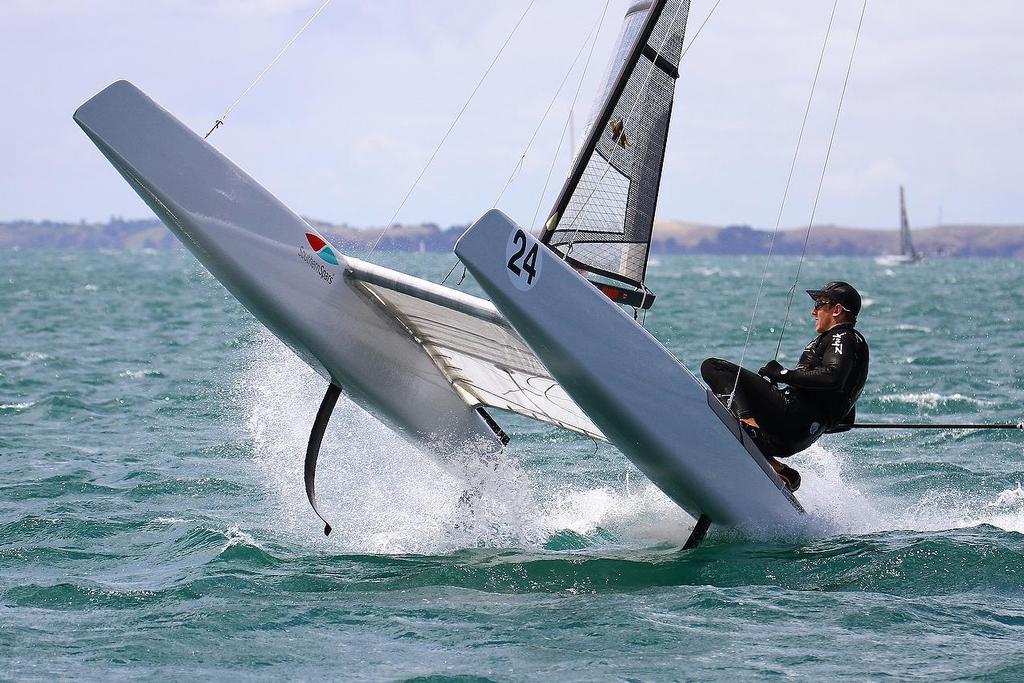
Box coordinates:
[74,81,500,461]
[456,210,804,532]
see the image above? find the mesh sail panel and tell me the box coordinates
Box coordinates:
[543,0,690,287]
[358,284,604,439]
[346,267,605,440]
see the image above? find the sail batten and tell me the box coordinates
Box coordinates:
[541,0,690,293]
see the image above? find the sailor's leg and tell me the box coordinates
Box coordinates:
[701,358,748,414]
[701,358,783,422]
[700,357,736,394]
[734,371,788,431]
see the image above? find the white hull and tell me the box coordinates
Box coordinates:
[76,81,801,536]
[456,211,804,532]
[75,81,502,463]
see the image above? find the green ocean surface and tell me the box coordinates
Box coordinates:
[2,248,1024,680]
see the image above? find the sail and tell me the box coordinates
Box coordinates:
[899,185,918,259]
[345,258,605,440]
[541,0,690,292]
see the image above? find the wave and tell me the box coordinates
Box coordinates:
[878,392,993,409]
[118,369,165,379]
[893,323,932,333]
[988,482,1024,508]
[236,333,1023,557]
[13,351,51,362]
[237,333,696,554]
[690,266,744,278]
[0,401,35,411]
[788,442,1024,539]
[148,517,187,526]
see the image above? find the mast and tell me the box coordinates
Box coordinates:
[540,0,691,308]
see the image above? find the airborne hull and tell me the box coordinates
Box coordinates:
[74,81,501,461]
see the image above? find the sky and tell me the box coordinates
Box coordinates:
[1,0,1022,231]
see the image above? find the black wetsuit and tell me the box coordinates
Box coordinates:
[701,322,869,457]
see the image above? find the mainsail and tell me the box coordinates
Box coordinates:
[541,0,691,308]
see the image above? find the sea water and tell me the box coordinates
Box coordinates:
[2,248,1023,680]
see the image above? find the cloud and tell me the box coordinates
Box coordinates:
[2,0,1022,228]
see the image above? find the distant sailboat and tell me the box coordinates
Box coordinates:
[876,185,922,265]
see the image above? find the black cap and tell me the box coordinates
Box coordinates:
[806,281,861,317]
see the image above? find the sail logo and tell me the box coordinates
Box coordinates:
[609,118,630,148]
[298,231,337,284]
[304,233,339,265]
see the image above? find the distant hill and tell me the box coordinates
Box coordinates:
[3,217,1024,258]
[651,220,1024,258]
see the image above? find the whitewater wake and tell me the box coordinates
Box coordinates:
[792,444,1024,537]
[237,332,1024,554]
[236,333,694,554]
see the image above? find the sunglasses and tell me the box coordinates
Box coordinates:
[814,299,853,313]
[812,299,835,311]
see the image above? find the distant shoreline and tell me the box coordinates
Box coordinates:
[4,218,1024,258]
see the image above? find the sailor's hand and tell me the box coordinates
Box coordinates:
[758,360,787,383]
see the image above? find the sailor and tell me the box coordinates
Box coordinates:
[700,281,870,492]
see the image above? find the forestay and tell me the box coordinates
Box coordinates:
[541,0,690,297]
[345,258,604,440]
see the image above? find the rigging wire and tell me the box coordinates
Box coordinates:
[439,261,461,287]
[774,0,869,360]
[442,0,612,286]
[560,0,690,257]
[491,8,608,208]
[558,0,722,300]
[529,1,613,231]
[852,422,1024,430]
[677,0,724,67]
[367,0,538,259]
[531,108,578,232]
[726,0,839,409]
[204,0,335,139]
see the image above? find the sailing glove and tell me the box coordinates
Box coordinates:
[758,360,787,382]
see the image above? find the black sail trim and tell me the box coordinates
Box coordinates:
[540,0,670,245]
[562,253,643,288]
[591,280,656,309]
[642,43,680,79]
